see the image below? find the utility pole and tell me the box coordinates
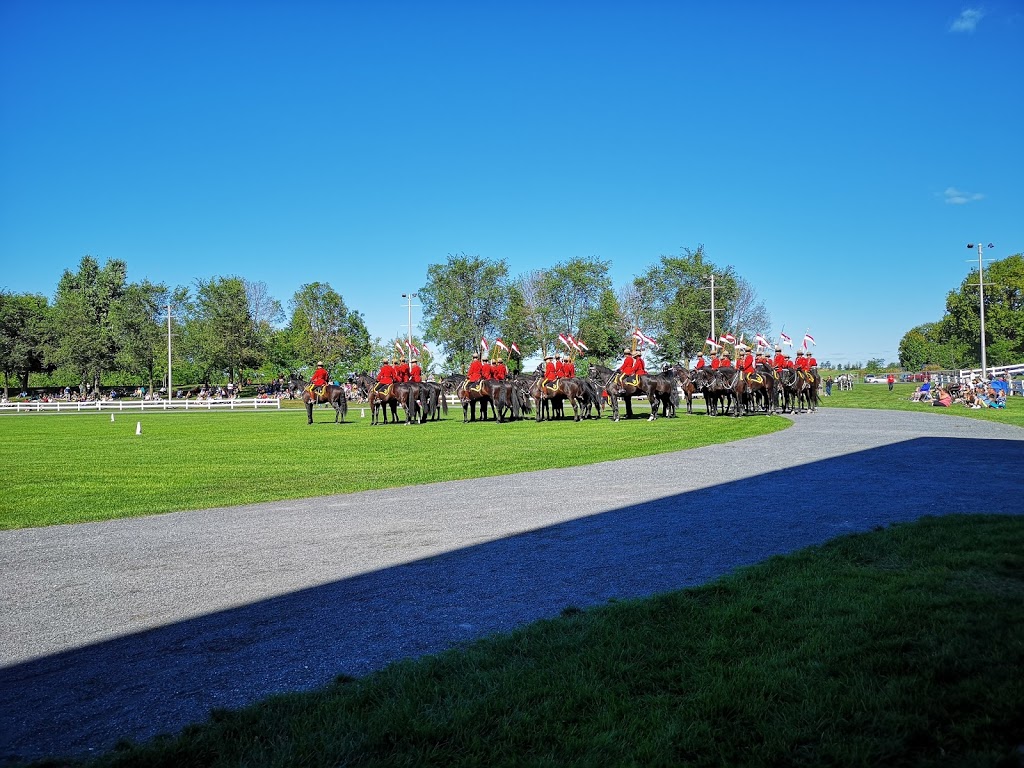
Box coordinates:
[966,242,994,380]
[698,274,725,344]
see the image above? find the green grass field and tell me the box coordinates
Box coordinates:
[77,514,1024,768]
[0,408,788,530]
[820,381,1024,426]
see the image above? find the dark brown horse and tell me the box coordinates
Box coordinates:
[529,375,586,422]
[588,364,652,421]
[298,379,348,424]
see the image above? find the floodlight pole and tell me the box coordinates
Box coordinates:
[967,242,994,380]
[401,293,418,357]
[166,303,173,399]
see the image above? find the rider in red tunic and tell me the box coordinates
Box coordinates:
[618,349,636,375]
[492,357,507,381]
[739,348,755,375]
[632,352,647,376]
[794,349,808,370]
[467,353,483,383]
[806,351,818,368]
[409,359,422,383]
[311,361,329,389]
[481,356,493,380]
[395,358,410,383]
[695,354,706,369]
[773,347,787,371]
[562,355,576,379]
[554,355,566,379]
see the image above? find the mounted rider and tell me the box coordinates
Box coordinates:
[772,346,787,371]
[466,352,485,391]
[491,356,507,381]
[554,354,567,379]
[542,353,558,393]
[631,351,647,378]
[375,358,396,397]
[480,355,494,381]
[395,357,410,383]
[309,361,330,398]
[694,352,707,369]
[615,347,636,386]
[562,353,576,379]
[409,358,422,383]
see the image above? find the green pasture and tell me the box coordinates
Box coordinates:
[820,380,1024,427]
[0,408,788,530]
[76,514,1024,768]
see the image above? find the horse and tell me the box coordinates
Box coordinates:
[588,364,653,422]
[731,367,776,417]
[296,377,348,425]
[353,373,418,425]
[671,366,702,415]
[700,368,737,416]
[446,375,498,423]
[646,370,679,421]
[775,368,812,414]
[529,375,586,422]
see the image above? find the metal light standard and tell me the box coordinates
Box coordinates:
[401,293,418,358]
[967,242,994,380]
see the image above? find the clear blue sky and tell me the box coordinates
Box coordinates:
[2,1,1022,365]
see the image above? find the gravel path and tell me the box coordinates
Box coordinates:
[2,408,1022,763]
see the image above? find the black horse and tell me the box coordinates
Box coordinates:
[296,377,348,425]
[588,364,653,421]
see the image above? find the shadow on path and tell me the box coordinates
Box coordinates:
[2,436,1023,763]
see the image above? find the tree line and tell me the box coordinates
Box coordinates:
[897,254,1024,372]
[1,246,774,397]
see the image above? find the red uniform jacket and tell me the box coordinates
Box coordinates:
[481,362,493,380]
[710,357,721,370]
[410,364,422,383]
[311,367,329,387]
[544,361,557,379]
[695,357,706,369]
[376,365,395,384]
[806,356,817,367]
[467,359,483,382]
[632,357,647,376]
[563,361,575,378]
[795,357,809,370]
[740,354,755,374]
[492,363,507,381]
[554,361,566,378]
[395,362,410,382]
[619,356,635,375]
[773,353,786,369]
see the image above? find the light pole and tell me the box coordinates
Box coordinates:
[966,242,994,380]
[166,302,173,399]
[401,293,418,359]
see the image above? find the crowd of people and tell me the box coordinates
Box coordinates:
[910,377,1010,409]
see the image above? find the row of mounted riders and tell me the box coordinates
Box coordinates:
[294,364,822,425]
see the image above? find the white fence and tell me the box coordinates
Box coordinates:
[958,363,1024,382]
[0,398,282,414]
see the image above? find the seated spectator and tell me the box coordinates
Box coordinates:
[932,388,952,407]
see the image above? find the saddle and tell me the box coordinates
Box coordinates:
[745,372,764,386]
[373,383,394,398]
[798,370,814,383]
[614,374,641,388]
[541,379,559,395]
[305,384,327,399]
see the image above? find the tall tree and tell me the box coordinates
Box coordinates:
[0,292,52,397]
[515,270,556,358]
[186,276,261,383]
[721,276,771,346]
[111,280,178,394]
[51,255,128,393]
[577,287,628,367]
[940,253,1024,367]
[287,282,371,374]
[498,283,541,371]
[419,253,509,373]
[540,257,612,339]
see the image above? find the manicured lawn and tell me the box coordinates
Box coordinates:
[80,514,1024,768]
[0,409,787,530]
[820,381,1024,427]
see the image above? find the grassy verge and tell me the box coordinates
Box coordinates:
[821,382,1024,427]
[0,410,787,530]
[61,514,1024,768]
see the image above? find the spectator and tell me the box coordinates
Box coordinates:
[887,373,895,391]
[825,375,833,396]
[932,388,952,407]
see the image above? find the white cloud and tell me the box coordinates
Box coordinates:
[950,8,985,33]
[944,186,985,204]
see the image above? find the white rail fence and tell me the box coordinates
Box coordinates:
[0,398,282,414]
[958,363,1024,382]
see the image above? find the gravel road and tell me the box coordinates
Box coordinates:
[2,407,1022,763]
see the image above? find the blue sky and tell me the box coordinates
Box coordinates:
[2,1,1022,365]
